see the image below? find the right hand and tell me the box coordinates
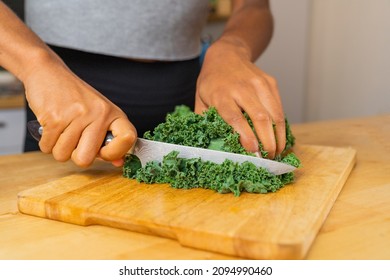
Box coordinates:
[23,51,137,167]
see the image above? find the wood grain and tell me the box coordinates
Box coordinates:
[17,144,356,259]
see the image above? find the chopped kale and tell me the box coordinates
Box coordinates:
[122,154,142,178]
[123,105,301,196]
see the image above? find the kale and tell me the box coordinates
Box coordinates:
[281,152,301,168]
[284,118,296,152]
[143,105,252,154]
[123,105,301,196]
[122,154,142,178]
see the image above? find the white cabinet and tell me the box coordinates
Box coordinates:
[0,108,25,155]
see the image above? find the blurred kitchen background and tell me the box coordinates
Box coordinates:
[1,0,389,155]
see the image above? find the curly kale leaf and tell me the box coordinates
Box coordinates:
[284,118,296,152]
[123,154,142,178]
[129,150,287,197]
[124,105,300,196]
[143,105,249,154]
[281,152,301,168]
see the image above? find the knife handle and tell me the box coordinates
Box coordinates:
[27,120,113,147]
[27,120,44,142]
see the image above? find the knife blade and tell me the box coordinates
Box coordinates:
[27,120,296,175]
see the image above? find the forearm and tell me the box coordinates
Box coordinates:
[210,0,273,61]
[0,1,60,82]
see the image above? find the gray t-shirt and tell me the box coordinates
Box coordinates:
[25,0,210,60]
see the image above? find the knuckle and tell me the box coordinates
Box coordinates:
[225,112,245,126]
[38,142,52,154]
[121,130,137,146]
[38,137,54,154]
[251,76,268,89]
[40,110,62,124]
[39,116,57,130]
[94,100,112,116]
[266,75,278,87]
[52,150,71,162]
[251,112,272,123]
[101,150,117,162]
[71,149,94,168]
[273,114,285,125]
[72,103,89,118]
[72,156,93,168]
[99,146,122,162]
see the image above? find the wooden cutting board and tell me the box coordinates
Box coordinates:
[17,144,356,259]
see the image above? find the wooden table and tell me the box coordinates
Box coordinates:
[1,114,389,259]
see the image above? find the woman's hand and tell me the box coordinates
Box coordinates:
[24,51,137,167]
[195,40,285,159]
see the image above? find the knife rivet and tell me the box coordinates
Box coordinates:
[105,132,114,146]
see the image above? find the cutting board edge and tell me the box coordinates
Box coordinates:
[175,227,310,260]
[17,193,47,218]
[290,146,357,259]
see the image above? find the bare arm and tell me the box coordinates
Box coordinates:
[0,1,136,167]
[196,0,285,158]
[0,1,54,79]
[216,0,273,61]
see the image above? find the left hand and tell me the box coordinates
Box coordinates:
[195,40,286,159]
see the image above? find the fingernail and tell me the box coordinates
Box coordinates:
[254,151,261,158]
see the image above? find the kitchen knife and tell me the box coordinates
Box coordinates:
[27,120,296,175]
